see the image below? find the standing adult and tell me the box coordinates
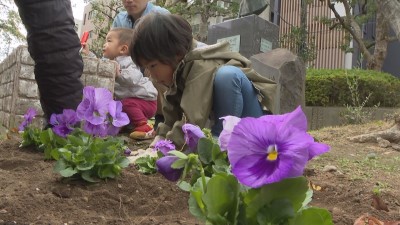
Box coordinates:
[112,0,169,28]
[15,0,84,126]
[112,0,170,130]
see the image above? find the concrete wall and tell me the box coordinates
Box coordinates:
[304,106,398,130]
[0,45,117,130]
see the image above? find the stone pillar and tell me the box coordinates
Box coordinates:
[250,48,306,114]
[0,45,117,130]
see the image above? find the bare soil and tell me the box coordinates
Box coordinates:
[1,121,400,225]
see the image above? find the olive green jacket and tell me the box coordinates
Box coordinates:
[157,40,277,148]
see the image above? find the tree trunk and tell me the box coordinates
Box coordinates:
[196,0,210,42]
[366,8,389,71]
[379,0,400,40]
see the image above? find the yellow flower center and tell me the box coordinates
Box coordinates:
[266,144,278,161]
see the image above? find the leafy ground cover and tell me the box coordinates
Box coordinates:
[0,120,400,224]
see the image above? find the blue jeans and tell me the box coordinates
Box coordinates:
[212,65,263,136]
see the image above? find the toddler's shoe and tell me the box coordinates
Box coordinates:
[130,129,155,140]
[130,122,155,140]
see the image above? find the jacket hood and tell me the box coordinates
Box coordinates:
[184,41,251,68]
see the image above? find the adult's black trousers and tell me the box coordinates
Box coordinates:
[15,0,84,122]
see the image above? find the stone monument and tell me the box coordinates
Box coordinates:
[207,14,279,58]
[250,48,306,114]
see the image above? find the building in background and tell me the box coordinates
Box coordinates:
[80,2,98,44]
[276,0,400,77]
[278,0,347,69]
[74,18,82,36]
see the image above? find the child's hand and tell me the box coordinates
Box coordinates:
[81,42,90,56]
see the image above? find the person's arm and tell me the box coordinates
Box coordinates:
[158,62,216,149]
[14,0,84,122]
[115,57,143,86]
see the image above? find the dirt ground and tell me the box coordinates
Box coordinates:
[1,120,400,225]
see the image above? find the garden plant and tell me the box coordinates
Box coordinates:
[18,85,334,224]
[19,86,131,182]
[146,106,334,225]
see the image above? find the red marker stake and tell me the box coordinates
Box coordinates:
[79,31,89,54]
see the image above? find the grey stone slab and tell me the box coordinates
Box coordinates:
[250,48,306,114]
[207,14,279,58]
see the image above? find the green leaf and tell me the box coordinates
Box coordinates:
[76,161,95,171]
[117,157,130,168]
[58,148,72,161]
[97,165,116,179]
[202,173,240,225]
[54,159,68,172]
[188,176,210,218]
[256,199,295,225]
[211,142,223,162]
[189,194,207,222]
[171,158,187,169]
[244,177,309,223]
[50,148,60,160]
[168,150,188,159]
[178,181,191,192]
[67,135,85,146]
[59,167,78,177]
[290,207,333,225]
[39,128,53,145]
[135,156,157,174]
[302,189,313,209]
[197,138,213,164]
[81,171,100,183]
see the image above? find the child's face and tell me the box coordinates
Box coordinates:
[103,31,125,60]
[140,59,174,87]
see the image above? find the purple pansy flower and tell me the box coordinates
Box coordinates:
[49,109,80,137]
[82,121,108,137]
[154,140,176,156]
[220,106,330,188]
[106,100,129,136]
[76,86,113,125]
[156,156,183,182]
[19,108,37,131]
[124,148,132,156]
[182,124,205,151]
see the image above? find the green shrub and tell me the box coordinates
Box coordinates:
[306,69,400,107]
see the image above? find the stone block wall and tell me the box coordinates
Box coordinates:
[0,45,117,130]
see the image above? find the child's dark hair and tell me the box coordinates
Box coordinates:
[130,13,193,67]
[110,28,134,46]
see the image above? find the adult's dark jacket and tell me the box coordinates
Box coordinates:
[15,0,83,121]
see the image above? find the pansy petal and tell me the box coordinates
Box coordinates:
[308,142,330,160]
[154,140,175,155]
[109,101,129,127]
[83,122,107,137]
[156,156,183,182]
[232,154,292,188]
[218,116,241,151]
[18,108,37,131]
[107,125,120,136]
[182,124,205,150]
[227,119,277,167]
[259,106,307,132]
[49,114,58,126]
